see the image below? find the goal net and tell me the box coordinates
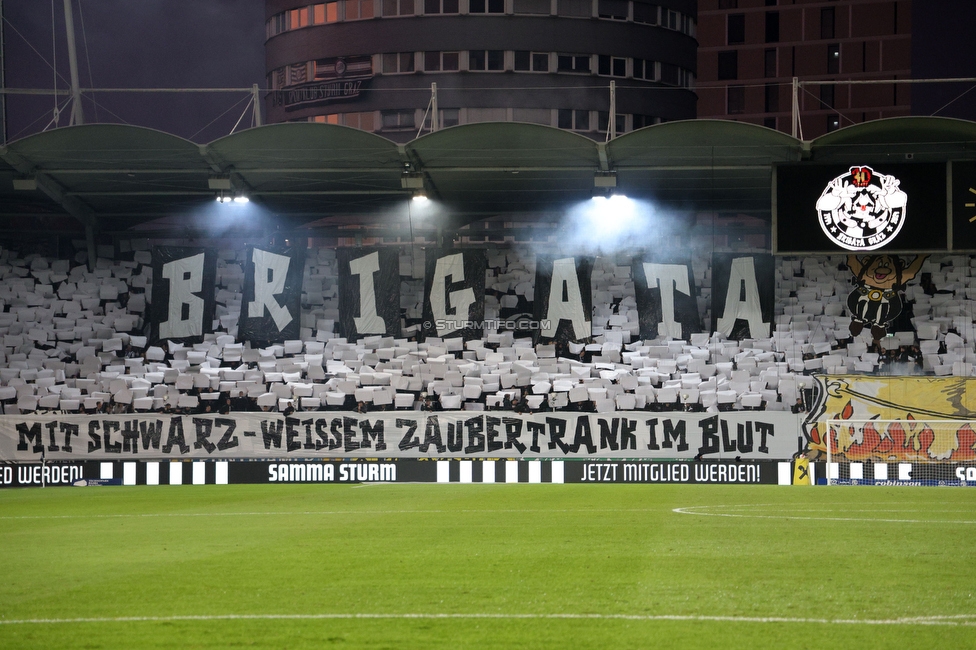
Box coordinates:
[821,418,976,486]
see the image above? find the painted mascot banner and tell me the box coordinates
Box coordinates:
[803,374,976,462]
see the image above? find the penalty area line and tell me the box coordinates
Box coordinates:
[1,613,974,627]
[672,506,976,525]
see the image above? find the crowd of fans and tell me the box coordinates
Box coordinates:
[0,244,972,418]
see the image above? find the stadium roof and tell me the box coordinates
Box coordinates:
[0,116,973,237]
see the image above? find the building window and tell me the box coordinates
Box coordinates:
[289,7,311,28]
[469,50,505,70]
[660,62,679,85]
[557,0,591,18]
[345,0,375,19]
[557,54,591,73]
[383,52,415,73]
[827,43,840,74]
[343,111,376,131]
[763,116,776,130]
[469,0,505,13]
[717,51,737,81]
[598,55,627,77]
[513,0,549,13]
[727,14,745,45]
[633,2,657,25]
[821,7,835,39]
[514,51,549,72]
[597,111,625,135]
[312,114,341,124]
[598,0,627,20]
[558,109,590,131]
[820,84,834,109]
[634,59,657,81]
[764,48,776,78]
[383,0,415,15]
[765,11,779,43]
[441,108,460,127]
[764,83,779,112]
[312,3,340,23]
[727,85,745,114]
[381,109,416,130]
[718,0,737,9]
[633,114,658,129]
[425,0,460,12]
[425,51,460,71]
[827,115,840,132]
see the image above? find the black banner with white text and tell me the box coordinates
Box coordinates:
[0,411,801,461]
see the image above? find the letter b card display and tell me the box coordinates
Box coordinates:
[337,248,401,340]
[150,246,217,344]
[238,243,306,345]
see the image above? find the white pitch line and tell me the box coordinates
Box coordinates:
[0,612,974,627]
[0,508,665,521]
[673,505,976,525]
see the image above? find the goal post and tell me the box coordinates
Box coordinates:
[821,418,976,486]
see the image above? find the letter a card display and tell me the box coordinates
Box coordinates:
[238,243,306,345]
[337,248,401,340]
[150,246,217,344]
[710,253,774,341]
[533,255,593,344]
[421,249,486,341]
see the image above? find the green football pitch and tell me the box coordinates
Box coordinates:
[1,484,974,649]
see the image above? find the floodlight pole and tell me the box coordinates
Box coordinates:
[430,83,438,132]
[251,84,262,127]
[607,80,616,142]
[62,0,84,125]
[791,77,800,139]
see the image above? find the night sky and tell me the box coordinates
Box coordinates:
[2,0,265,143]
[1,0,975,144]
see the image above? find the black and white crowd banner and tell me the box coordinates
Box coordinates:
[337,248,401,340]
[633,254,702,341]
[710,253,775,340]
[534,255,594,344]
[150,246,218,344]
[0,411,801,461]
[421,248,486,340]
[238,243,306,345]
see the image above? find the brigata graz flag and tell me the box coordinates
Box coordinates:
[633,253,701,341]
[337,247,400,340]
[421,248,486,340]
[150,246,217,344]
[710,253,774,340]
[238,243,306,345]
[534,255,593,344]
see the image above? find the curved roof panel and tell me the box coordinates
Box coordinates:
[809,117,976,162]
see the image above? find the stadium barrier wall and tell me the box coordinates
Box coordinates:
[0,459,788,487]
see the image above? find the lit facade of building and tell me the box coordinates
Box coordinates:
[696,0,911,138]
[264,0,698,140]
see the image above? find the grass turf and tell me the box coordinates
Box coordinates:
[1,483,974,649]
